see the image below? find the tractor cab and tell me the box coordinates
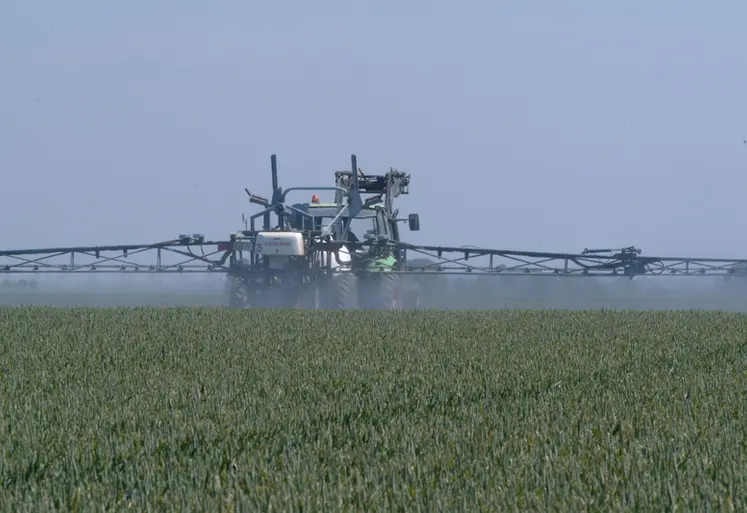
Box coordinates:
[287,196,338,232]
[288,195,387,243]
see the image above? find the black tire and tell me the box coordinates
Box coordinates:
[359,273,398,310]
[318,273,355,310]
[228,278,251,308]
[330,273,356,310]
[378,272,398,309]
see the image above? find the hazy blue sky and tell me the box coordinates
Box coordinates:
[2,1,746,258]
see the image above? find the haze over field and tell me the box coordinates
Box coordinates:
[1,1,746,307]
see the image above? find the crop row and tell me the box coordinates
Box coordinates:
[0,307,746,510]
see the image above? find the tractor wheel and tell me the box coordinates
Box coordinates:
[359,273,399,310]
[228,278,251,308]
[378,272,399,309]
[319,273,355,309]
[331,272,356,310]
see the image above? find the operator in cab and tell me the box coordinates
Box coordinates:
[341,217,360,243]
[310,194,322,230]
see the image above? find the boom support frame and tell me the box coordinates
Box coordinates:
[1,240,746,278]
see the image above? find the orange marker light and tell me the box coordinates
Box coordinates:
[311,194,320,203]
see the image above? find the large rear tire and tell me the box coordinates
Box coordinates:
[378,272,398,309]
[359,273,399,310]
[325,272,356,310]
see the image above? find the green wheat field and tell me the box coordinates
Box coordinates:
[1,307,746,511]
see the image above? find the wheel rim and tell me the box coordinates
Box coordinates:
[232,281,249,306]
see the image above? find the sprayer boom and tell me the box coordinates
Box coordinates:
[1,239,746,278]
[2,152,747,311]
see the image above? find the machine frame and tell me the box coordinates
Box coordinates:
[2,154,747,309]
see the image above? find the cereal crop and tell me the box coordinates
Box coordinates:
[1,307,746,511]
